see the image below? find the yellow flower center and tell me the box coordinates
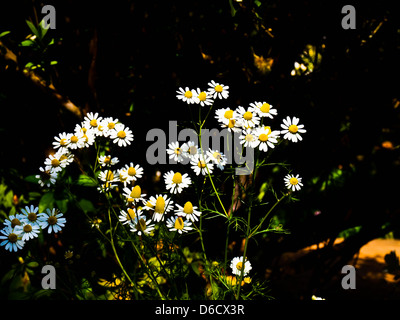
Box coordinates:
[27,212,37,222]
[183,202,194,215]
[243,111,253,121]
[259,133,269,142]
[197,160,206,168]
[184,90,192,98]
[289,177,298,185]
[11,218,21,228]
[106,170,114,181]
[288,124,298,133]
[215,85,223,93]
[260,103,270,113]
[108,122,115,129]
[236,262,243,271]
[228,119,236,128]
[103,156,111,164]
[198,91,207,101]
[175,147,181,155]
[128,167,136,176]
[90,119,97,127]
[174,217,184,230]
[126,208,136,220]
[136,218,147,232]
[188,146,197,155]
[130,185,141,198]
[117,131,126,139]
[51,158,60,167]
[155,196,165,214]
[8,233,18,243]
[146,201,154,209]
[23,224,32,233]
[60,138,67,146]
[48,215,58,225]
[245,134,254,142]
[70,135,79,143]
[213,152,222,162]
[224,110,234,119]
[172,172,182,184]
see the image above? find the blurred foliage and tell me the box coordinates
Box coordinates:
[1,0,400,299]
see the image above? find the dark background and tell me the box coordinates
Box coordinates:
[1,0,400,299]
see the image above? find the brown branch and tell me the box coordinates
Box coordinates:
[0,40,82,119]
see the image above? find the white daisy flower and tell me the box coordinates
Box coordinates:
[74,123,96,147]
[249,101,278,119]
[166,216,193,234]
[83,112,103,133]
[117,168,130,187]
[190,153,214,176]
[176,87,196,104]
[97,181,118,193]
[15,222,41,241]
[44,152,68,174]
[181,141,199,159]
[102,117,119,137]
[38,208,66,233]
[206,148,228,170]
[20,205,42,228]
[148,194,174,222]
[121,163,144,182]
[280,116,306,143]
[192,88,214,106]
[215,107,241,133]
[36,167,57,187]
[230,256,252,276]
[110,123,134,147]
[141,198,155,211]
[98,169,118,183]
[59,151,74,165]
[253,126,280,152]
[98,155,119,167]
[130,214,155,236]
[52,132,71,153]
[123,185,146,204]
[3,213,25,229]
[174,201,201,222]
[235,106,260,129]
[284,173,303,192]
[0,226,24,252]
[163,171,191,194]
[67,131,86,149]
[119,207,139,225]
[167,141,185,163]
[239,128,258,148]
[207,80,229,99]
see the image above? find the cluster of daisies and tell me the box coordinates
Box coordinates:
[36,113,134,187]
[176,80,306,192]
[100,160,199,236]
[0,205,66,252]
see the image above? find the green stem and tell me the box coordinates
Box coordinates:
[248,192,288,239]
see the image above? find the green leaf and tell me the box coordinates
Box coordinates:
[19,39,35,47]
[26,20,40,39]
[78,198,95,214]
[75,175,98,187]
[26,261,39,268]
[0,31,11,38]
[55,199,68,213]
[39,192,55,213]
[38,19,49,38]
